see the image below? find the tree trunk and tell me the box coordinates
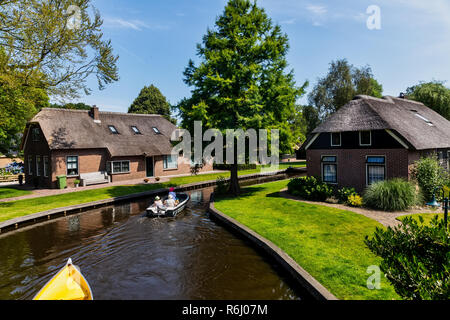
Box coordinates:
[228,163,240,196]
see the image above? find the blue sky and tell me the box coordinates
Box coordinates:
[78,0,450,114]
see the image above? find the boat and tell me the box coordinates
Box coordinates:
[146,193,190,218]
[33,258,93,300]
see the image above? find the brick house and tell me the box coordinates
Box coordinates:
[21,106,213,188]
[300,95,450,192]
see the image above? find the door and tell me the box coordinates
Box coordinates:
[146,157,154,177]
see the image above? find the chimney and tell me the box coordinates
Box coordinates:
[90,105,101,123]
[399,92,405,99]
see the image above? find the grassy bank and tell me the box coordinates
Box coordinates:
[214,180,399,300]
[0,162,305,223]
[0,187,32,200]
[397,212,445,225]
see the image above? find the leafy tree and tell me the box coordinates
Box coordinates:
[406,81,450,121]
[0,0,119,99]
[0,48,49,155]
[177,0,306,195]
[49,102,92,110]
[411,155,449,203]
[308,59,383,121]
[0,0,118,154]
[302,105,320,136]
[128,85,176,124]
[365,216,449,300]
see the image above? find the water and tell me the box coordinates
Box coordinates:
[0,187,302,300]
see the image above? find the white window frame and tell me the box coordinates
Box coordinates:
[66,156,79,177]
[131,126,141,134]
[36,156,41,177]
[366,155,386,186]
[163,154,178,170]
[330,132,341,147]
[28,155,33,175]
[152,127,161,134]
[43,156,49,177]
[108,160,131,174]
[359,131,372,146]
[321,155,337,184]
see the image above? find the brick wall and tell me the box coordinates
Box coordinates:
[306,149,410,192]
[52,149,108,188]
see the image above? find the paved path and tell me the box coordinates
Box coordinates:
[279,190,442,227]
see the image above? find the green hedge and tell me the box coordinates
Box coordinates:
[287,176,333,202]
[213,163,257,171]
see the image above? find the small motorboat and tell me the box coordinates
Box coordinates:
[33,258,93,300]
[146,193,190,218]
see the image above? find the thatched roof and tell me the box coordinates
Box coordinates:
[24,108,177,157]
[311,95,450,150]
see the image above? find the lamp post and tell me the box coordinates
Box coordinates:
[426,187,443,208]
[444,197,449,226]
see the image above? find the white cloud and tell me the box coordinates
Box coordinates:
[103,17,169,31]
[306,5,327,15]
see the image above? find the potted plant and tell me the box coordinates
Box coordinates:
[74,179,81,188]
[155,177,160,182]
[144,178,149,183]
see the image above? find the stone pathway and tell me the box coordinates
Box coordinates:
[279,189,442,227]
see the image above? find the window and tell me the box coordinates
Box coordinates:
[152,127,161,134]
[31,127,40,142]
[359,131,372,146]
[28,155,33,175]
[131,126,141,134]
[107,161,130,174]
[321,156,337,183]
[36,156,41,176]
[366,156,386,185]
[163,155,178,170]
[43,156,49,177]
[412,111,434,126]
[67,156,79,176]
[330,132,341,147]
[108,125,119,134]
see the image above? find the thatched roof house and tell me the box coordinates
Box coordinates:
[21,106,212,189]
[301,95,450,191]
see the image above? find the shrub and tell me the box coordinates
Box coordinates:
[336,187,357,204]
[74,179,81,185]
[347,194,363,207]
[287,176,333,202]
[411,155,449,203]
[215,176,229,195]
[213,163,257,171]
[365,216,449,300]
[363,179,418,211]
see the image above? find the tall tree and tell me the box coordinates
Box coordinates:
[177,0,306,195]
[308,59,383,121]
[406,81,450,121]
[128,85,175,124]
[0,0,119,154]
[0,0,119,99]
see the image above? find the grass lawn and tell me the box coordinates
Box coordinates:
[0,162,306,223]
[214,180,400,300]
[0,187,32,200]
[397,212,445,225]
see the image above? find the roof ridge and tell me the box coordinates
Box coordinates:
[40,108,165,117]
[41,108,88,113]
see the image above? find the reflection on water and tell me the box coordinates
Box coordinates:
[0,187,302,300]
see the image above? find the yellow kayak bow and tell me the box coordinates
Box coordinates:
[33,258,93,300]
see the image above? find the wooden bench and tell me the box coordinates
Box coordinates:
[0,175,20,182]
[79,172,110,187]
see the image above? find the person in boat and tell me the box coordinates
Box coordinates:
[169,187,177,200]
[154,196,164,208]
[164,194,176,208]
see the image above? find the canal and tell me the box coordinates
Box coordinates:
[0,186,305,300]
